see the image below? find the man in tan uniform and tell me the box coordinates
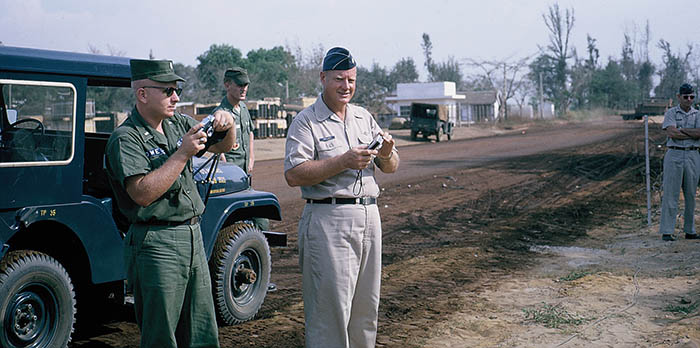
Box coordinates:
[284,47,399,348]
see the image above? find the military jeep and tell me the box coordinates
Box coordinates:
[409,102,453,142]
[0,46,285,347]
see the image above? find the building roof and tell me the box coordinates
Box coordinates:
[459,90,498,105]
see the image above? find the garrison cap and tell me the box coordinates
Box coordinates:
[129,59,185,82]
[680,83,695,95]
[224,67,250,86]
[322,47,356,71]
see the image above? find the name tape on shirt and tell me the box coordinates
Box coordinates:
[146,148,166,159]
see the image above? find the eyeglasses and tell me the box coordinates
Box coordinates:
[682,94,695,100]
[142,86,182,97]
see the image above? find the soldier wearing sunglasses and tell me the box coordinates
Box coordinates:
[105,59,235,347]
[659,83,700,241]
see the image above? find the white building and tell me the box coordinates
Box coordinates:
[385,82,463,126]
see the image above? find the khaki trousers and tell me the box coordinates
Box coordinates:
[299,203,382,348]
[125,223,220,348]
[659,149,700,235]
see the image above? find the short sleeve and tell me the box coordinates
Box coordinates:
[662,108,675,130]
[106,131,150,188]
[284,114,315,172]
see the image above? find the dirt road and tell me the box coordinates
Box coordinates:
[73,116,700,347]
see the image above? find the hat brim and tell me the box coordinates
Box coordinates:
[232,76,250,85]
[148,72,186,83]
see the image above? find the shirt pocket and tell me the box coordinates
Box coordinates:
[358,133,373,147]
[317,139,343,159]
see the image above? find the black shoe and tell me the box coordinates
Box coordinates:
[662,234,677,241]
[686,233,700,240]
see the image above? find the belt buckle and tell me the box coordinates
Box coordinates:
[359,197,369,205]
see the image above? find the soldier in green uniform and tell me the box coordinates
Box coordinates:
[214,67,269,231]
[105,59,235,348]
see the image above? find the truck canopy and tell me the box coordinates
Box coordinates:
[411,103,448,121]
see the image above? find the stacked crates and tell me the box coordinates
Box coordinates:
[247,98,288,139]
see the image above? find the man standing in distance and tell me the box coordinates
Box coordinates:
[214,67,269,231]
[659,83,700,241]
[105,59,235,347]
[284,47,399,348]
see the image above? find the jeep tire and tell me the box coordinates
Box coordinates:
[210,223,271,325]
[0,250,76,348]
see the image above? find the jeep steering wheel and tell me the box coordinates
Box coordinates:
[8,118,45,135]
[2,118,47,161]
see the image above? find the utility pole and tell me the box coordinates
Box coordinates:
[539,72,544,119]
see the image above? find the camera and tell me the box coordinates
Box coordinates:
[367,134,383,150]
[199,114,215,137]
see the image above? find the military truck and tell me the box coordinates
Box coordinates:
[621,98,673,120]
[409,102,453,142]
[0,46,285,347]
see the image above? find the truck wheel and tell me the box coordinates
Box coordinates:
[436,127,443,142]
[210,222,271,325]
[410,130,417,141]
[0,250,75,348]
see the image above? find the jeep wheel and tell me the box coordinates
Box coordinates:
[0,250,75,348]
[210,223,271,325]
[410,130,417,141]
[436,127,443,142]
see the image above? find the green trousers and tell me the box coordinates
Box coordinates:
[125,223,220,348]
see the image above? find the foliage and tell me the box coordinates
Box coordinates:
[522,302,590,328]
[654,40,691,100]
[664,302,699,315]
[196,44,244,102]
[245,46,294,101]
[557,270,592,282]
[421,33,463,88]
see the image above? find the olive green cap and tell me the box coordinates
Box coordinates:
[130,59,185,82]
[224,67,250,86]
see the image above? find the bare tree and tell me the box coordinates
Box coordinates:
[541,3,575,115]
[465,56,531,122]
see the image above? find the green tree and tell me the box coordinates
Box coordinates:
[388,57,419,89]
[654,40,691,100]
[420,33,463,87]
[354,63,392,114]
[196,44,244,102]
[245,46,295,100]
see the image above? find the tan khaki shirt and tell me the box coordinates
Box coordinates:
[663,105,700,148]
[284,97,396,199]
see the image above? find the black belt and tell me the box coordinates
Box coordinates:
[306,197,377,205]
[147,216,201,226]
[668,146,700,151]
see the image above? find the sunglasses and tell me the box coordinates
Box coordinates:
[142,86,182,97]
[682,94,695,100]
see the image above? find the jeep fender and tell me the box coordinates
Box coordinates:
[199,189,282,258]
[13,196,124,284]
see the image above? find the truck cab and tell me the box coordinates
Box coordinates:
[0,46,284,347]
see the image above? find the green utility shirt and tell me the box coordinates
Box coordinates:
[105,107,205,224]
[214,96,254,173]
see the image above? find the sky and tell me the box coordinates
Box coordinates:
[2,0,700,80]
